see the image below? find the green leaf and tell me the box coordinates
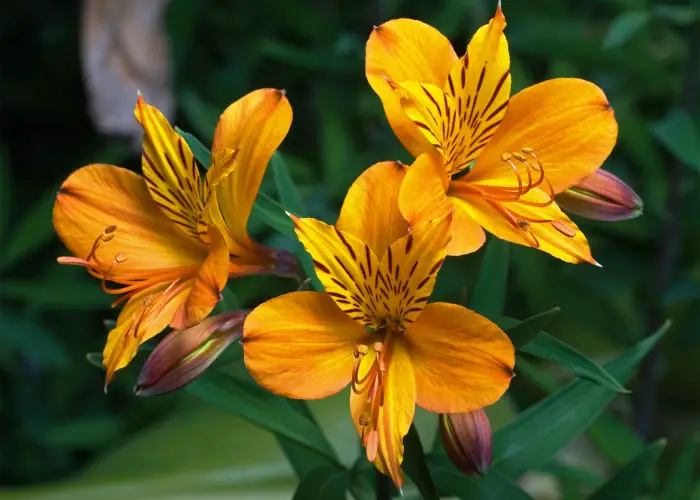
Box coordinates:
[513,354,560,393]
[470,239,510,317]
[1,184,59,271]
[220,286,241,310]
[587,414,645,467]
[317,88,358,198]
[403,425,440,500]
[428,455,534,500]
[503,307,561,349]
[651,109,700,171]
[603,11,650,49]
[521,333,629,392]
[176,126,211,168]
[660,433,698,500]
[272,152,307,216]
[492,321,669,478]
[292,466,350,500]
[276,400,339,479]
[589,439,666,500]
[187,371,340,466]
[252,193,296,238]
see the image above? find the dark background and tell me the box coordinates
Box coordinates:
[1,0,699,497]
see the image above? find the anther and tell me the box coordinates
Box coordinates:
[512,152,526,162]
[366,430,379,462]
[373,341,383,353]
[500,152,512,162]
[114,252,128,264]
[521,147,534,155]
[104,225,117,234]
[354,344,369,358]
[359,409,371,427]
[551,220,577,238]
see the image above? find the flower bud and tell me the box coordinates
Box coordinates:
[440,409,492,477]
[273,249,302,280]
[134,310,248,397]
[555,169,643,222]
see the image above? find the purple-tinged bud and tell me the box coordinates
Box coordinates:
[273,249,302,280]
[134,310,248,397]
[555,169,643,222]
[440,410,492,477]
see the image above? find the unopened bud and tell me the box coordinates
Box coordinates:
[440,409,492,477]
[134,310,248,397]
[555,169,643,222]
[273,249,302,280]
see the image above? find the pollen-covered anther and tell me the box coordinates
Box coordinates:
[551,220,577,238]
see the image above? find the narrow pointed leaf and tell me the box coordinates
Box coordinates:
[252,193,296,237]
[501,307,561,349]
[587,414,645,467]
[470,239,510,317]
[176,126,212,169]
[660,433,698,500]
[650,109,700,171]
[186,371,339,465]
[492,321,669,478]
[272,151,307,216]
[603,11,650,48]
[403,425,440,500]
[589,439,666,500]
[292,466,350,500]
[277,400,339,479]
[428,455,534,500]
[521,333,629,392]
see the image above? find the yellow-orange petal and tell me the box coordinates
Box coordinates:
[210,89,292,249]
[381,211,452,326]
[405,302,514,413]
[366,19,457,156]
[170,226,230,329]
[468,78,618,193]
[103,280,190,386]
[399,153,484,256]
[441,4,510,172]
[134,95,205,241]
[350,337,415,488]
[292,215,382,328]
[336,161,408,258]
[53,164,207,274]
[243,291,370,399]
[451,188,597,264]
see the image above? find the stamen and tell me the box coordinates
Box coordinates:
[551,220,577,237]
[365,430,379,462]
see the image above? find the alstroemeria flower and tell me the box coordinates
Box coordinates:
[53,89,293,385]
[366,5,618,263]
[242,161,514,487]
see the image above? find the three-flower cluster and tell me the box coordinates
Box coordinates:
[53,5,638,489]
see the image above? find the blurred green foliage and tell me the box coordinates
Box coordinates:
[1,0,700,498]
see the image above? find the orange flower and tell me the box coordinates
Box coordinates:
[242,162,514,487]
[366,5,618,263]
[53,89,293,386]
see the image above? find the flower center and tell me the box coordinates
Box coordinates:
[352,336,393,462]
[451,147,578,247]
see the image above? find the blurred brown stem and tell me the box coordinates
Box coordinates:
[634,21,700,440]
